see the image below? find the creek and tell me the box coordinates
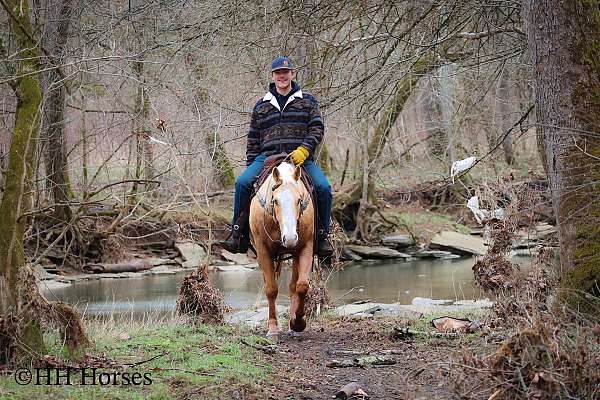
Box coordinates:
[43,256,532,316]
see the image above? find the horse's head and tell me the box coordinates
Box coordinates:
[270,162,308,248]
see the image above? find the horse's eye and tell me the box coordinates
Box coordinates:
[273,199,278,205]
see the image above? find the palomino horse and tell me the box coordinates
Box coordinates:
[250,160,314,336]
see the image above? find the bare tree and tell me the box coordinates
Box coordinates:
[39,0,75,222]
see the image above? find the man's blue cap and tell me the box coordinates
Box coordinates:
[271,56,294,71]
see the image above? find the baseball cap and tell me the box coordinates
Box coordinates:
[271,56,294,71]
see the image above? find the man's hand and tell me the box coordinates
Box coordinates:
[290,146,309,165]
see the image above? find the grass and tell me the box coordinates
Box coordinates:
[0,314,271,400]
[383,208,471,239]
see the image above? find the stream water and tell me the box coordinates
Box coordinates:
[44,256,533,316]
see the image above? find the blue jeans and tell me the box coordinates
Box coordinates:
[233,155,332,235]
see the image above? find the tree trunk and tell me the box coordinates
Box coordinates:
[40,0,74,222]
[80,92,89,198]
[422,79,447,160]
[497,71,514,165]
[129,59,150,204]
[524,0,600,314]
[438,64,457,165]
[0,0,46,362]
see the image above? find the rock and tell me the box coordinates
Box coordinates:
[147,257,179,267]
[174,241,206,269]
[220,250,254,265]
[511,248,540,257]
[38,280,71,292]
[414,249,460,259]
[215,265,253,272]
[514,223,557,248]
[225,305,287,327]
[452,299,494,308]
[355,355,395,366]
[345,245,411,259]
[333,302,383,316]
[411,297,453,306]
[341,247,362,261]
[33,264,56,280]
[211,260,235,266]
[84,261,153,273]
[372,304,423,319]
[150,265,176,275]
[430,231,488,256]
[381,234,415,248]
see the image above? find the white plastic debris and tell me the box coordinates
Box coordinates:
[467,196,505,224]
[450,156,477,182]
[467,196,487,224]
[148,135,168,145]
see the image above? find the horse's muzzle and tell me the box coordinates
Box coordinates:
[281,233,298,248]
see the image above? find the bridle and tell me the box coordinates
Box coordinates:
[256,175,310,246]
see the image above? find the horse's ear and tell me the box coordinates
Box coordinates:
[293,165,301,181]
[272,166,281,184]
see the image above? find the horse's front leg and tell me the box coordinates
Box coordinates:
[259,254,280,336]
[289,246,313,333]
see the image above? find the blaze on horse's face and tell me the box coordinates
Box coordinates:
[271,164,303,248]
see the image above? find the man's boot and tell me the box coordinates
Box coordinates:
[221,209,250,254]
[315,230,334,257]
[221,224,249,254]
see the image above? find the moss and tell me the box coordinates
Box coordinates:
[0,321,271,399]
[558,0,600,316]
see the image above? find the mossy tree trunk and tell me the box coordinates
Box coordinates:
[0,0,46,362]
[40,0,74,222]
[129,59,151,204]
[192,61,235,188]
[422,79,447,160]
[524,0,600,315]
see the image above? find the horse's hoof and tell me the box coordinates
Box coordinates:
[288,329,301,337]
[289,317,306,333]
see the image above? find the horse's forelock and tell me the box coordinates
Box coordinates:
[275,162,298,184]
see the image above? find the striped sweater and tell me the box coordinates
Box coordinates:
[246,82,324,165]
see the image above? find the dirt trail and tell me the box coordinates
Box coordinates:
[258,317,465,400]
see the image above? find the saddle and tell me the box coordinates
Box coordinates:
[254,154,314,194]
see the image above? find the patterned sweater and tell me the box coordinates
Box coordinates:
[246,82,324,166]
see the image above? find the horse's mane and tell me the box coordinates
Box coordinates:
[275,162,297,184]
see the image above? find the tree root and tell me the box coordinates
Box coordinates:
[0,265,89,365]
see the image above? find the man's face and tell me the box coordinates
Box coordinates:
[271,69,294,92]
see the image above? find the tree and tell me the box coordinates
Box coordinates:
[40,0,75,222]
[524,0,600,314]
[0,0,46,361]
[0,0,87,365]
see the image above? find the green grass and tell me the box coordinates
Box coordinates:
[0,318,271,400]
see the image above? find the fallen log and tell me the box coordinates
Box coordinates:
[335,382,368,399]
[83,261,154,273]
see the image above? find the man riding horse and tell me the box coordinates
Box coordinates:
[221,56,333,258]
